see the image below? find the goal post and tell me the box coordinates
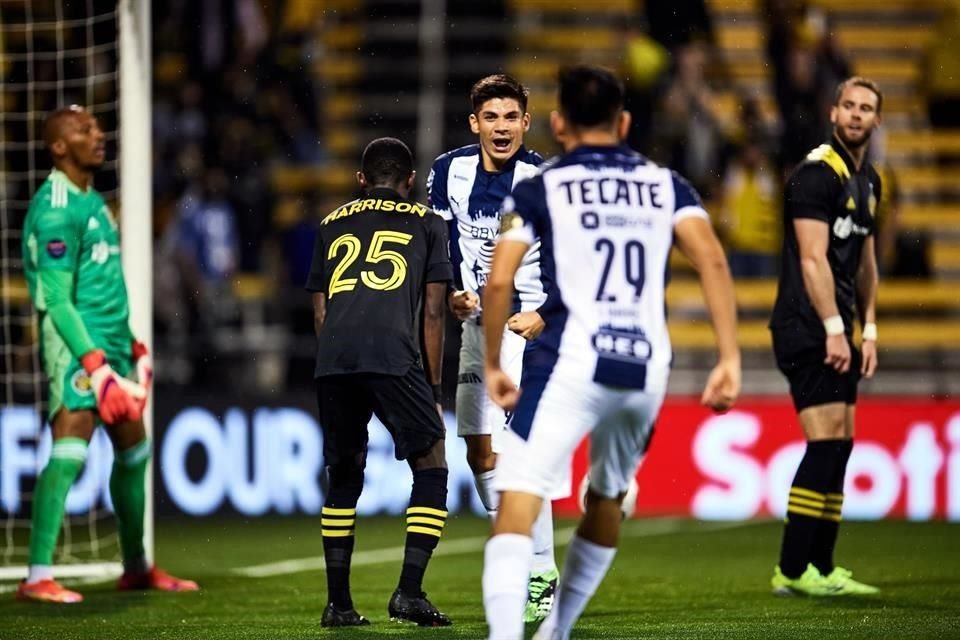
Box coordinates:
[119,0,152,567]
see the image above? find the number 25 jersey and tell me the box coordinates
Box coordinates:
[501,145,708,391]
[306,187,453,377]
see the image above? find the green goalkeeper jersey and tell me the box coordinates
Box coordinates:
[22,169,133,359]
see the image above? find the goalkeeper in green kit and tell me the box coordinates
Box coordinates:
[16,106,197,604]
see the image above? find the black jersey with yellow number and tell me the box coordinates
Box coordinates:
[770,137,881,338]
[306,187,453,377]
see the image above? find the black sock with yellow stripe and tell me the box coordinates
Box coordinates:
[810,438,853,576]
[322,484,362,609]
[779,439,845,578]
[399,467,448,594]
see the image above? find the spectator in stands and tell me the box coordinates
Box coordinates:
[719,100,781,278]
[926,1,960,129]
[645,0,715,52]
[653,38,726,197]
[621,18,670,154]
[215,114,273,271]
[179,169,239,286]
[866,132,932,279]
[765,0,851,170]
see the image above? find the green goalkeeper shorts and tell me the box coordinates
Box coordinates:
[41,316,134,422]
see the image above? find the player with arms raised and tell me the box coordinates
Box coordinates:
[17,106,197,603]
[427,74,559,622]
[480,66,740,640]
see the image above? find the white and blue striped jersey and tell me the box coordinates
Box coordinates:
[500,144,709,391]
[427,144,545,314]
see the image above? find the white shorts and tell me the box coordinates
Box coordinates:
[455,320,527,451]
[493,361,666,501]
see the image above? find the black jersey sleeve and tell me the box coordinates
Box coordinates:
[785,163,839,223]
[868,166,883,236]
[424,212,454,283]
[305,225,327,292]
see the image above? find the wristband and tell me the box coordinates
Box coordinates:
[431,384,443,404]
[862,322,877,341]
[823,315,845,336]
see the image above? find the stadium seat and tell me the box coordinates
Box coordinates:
[669,318,960,350]
[271,165,355,194]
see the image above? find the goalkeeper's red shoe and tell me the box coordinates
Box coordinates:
[15,579,83,603]
[117,567,199,592]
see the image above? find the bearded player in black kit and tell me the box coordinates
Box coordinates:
[769,77,883,597]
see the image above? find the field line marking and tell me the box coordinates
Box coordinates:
[232,518,758,579]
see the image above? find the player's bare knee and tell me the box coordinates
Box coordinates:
[580,490,623,547]
[408,437,447,472]
[106,418,147,450]
[584,487,624,511]
[464,436,496,474]
[52,408,96,442]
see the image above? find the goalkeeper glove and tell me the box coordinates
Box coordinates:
[81,349,146,425]
[131,339,153,390]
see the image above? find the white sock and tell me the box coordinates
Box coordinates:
[27,564,54,584]
[530,499,557,574]
[474,469,499,518]
[549,535,617,637]
[483,533,533,640]
[532,608,564,640]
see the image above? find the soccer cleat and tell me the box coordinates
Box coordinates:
[821,566,880,595]
[117,567,199,592]
[388,588,452,626]
[321,602,370,627]
[15,579,83,604]
[771,564,841,596]
[524,568,559,622]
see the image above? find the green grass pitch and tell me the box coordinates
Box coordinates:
[2,516,958,639]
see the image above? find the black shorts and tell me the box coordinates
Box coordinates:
[771,328,862,412]
[315,364,445,464]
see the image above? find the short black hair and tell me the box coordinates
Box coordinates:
[834,76,883,114]
[470,74,529,113]
[557,64,625,129]
[43,104,87,148]
[360,137,414,186]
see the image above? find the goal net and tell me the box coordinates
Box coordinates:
[0,0,151,584]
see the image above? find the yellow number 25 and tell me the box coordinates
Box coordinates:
[327,230,412,296]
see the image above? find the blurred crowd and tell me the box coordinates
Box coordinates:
[143,0,951,389]
[626,0,866,279]
[150,0,328,385]
[3,0,949,393]
[620,0,942,282]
